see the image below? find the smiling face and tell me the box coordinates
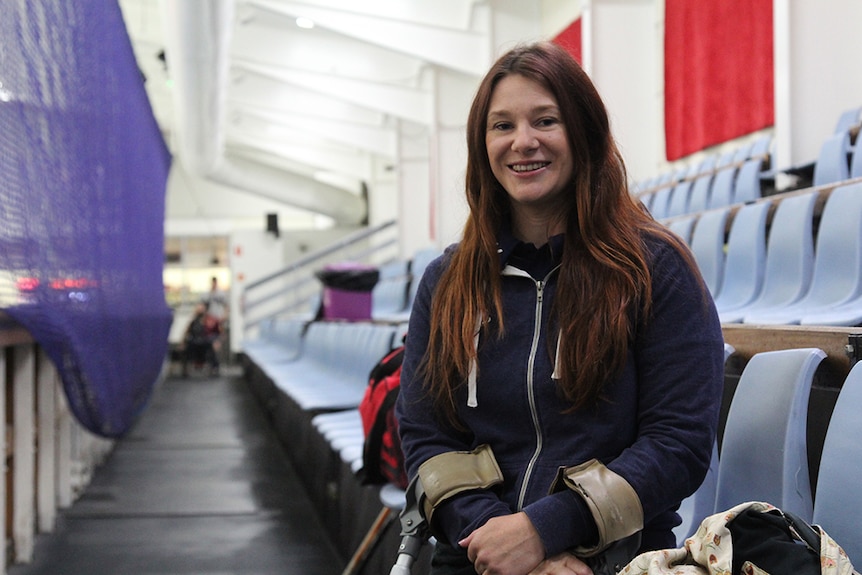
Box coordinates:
[485,73,573,238]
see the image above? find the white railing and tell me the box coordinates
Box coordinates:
[242,219,399,332]
[0,312,113,571]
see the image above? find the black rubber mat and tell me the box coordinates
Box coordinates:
[7,371,344,575]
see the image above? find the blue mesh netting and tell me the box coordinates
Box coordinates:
[0,1,172,437]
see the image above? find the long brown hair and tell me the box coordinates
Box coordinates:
[423,42,694,417]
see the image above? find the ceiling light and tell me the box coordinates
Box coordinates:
[296,17,315,29]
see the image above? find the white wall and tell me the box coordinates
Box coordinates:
[432,67,474,248]
[589,0,660,182]
[164,162,326,237]
[228,229,285,352]
[367,155,399,227]
[397,120,434,258]
[541,0,582,37]
[778,0,862,168]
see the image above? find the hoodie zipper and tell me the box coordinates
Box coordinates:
[501,264,560,511]
[517,278,546,511]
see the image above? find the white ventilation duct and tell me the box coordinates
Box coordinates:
[161,0,367,225]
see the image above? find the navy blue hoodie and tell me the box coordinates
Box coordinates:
[395,231,724,556]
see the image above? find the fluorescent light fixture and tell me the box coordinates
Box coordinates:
[296,17,315,29]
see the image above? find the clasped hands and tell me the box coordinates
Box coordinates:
[459,512,593,575]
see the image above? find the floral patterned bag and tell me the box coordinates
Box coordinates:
[620,501,858,575]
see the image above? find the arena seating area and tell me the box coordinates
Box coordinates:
[240,108,862,571]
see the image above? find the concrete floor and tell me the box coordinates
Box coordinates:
[8,369,344,575]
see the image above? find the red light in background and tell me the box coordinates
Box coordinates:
[50,277,100,290]
[16,277,40,291]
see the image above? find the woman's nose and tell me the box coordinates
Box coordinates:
[511,125,539,152]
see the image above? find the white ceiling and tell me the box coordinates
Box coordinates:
[118,0,495,230]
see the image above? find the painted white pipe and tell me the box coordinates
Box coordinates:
[161,0,366,224]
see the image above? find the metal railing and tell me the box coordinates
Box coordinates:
[241,220,399,334]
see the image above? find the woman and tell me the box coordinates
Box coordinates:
[395,42,724,575]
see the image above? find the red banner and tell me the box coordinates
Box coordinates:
[554,18,582,64]
[664,0,774,160]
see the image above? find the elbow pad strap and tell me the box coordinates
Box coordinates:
[551,459,644,557]
[417,444,504,524]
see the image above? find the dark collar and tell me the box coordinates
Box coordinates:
[497,226,564,280]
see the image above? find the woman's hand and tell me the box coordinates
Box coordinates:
[459,512,545,575]
[528,552,593,575]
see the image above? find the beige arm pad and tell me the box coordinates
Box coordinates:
[550,459,644,557]
[417,444,504,523]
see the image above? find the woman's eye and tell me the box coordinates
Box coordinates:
[538,117,559,127]
[492,122,513,131]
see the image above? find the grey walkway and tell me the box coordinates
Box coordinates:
[8,369,344,575]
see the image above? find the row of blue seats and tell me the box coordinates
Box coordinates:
[637,105,862,220]
[645,125,862,221]
[645,156,765,219]
[243,246,439,368]
[678,345,861,565]
[632,134,772,198]
[370,247,440,322]
[242,317,416,572]
[812,121,862,185]
[247,319,404,411]
[667,180,862,326]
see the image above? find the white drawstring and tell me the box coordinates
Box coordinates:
[467,315,482,407]
[551,330,562,380]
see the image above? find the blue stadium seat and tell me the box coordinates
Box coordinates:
[707,166,736,209]
[687,174,713,213]
[638,191,655,212]
[683,162,701,181]
[744,183,862,324]
[799,292,862,326]
[689,207,729,298]
[372,277,410,320]
[732,159,763,204]
[243,316,307,366]
[714,347,826,522]
[310,409,366,475]
[731,141,754,164]
[811,361,862,565]
[264,321,397,411]
[851,131,862,179]
[666,180,693,217]
[748,134,773,160]
[673,343,735,545]
[721,192,816,323]
[373,247,441,322]
[713,202,769,319]
[812,131,851,187]
[696,153,718,175]
[715,149,738,170]
[649,186,672,219]
[833,105,861,134]
[667,215,697,245]
[655,171,675,188]
[675,442,719,545]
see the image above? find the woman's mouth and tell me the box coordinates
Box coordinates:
[510,162,550,173]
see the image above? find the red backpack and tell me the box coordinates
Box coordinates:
[358,344,408,489]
